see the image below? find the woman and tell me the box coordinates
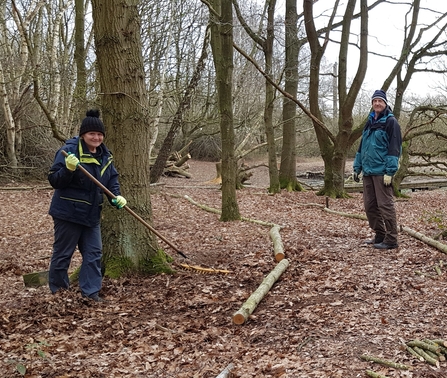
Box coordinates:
[48,109,126,301]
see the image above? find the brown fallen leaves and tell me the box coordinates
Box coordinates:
[1,159,447,377]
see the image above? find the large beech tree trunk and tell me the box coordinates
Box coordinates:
[91,0,162,275]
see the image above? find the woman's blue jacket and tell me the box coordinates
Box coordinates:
[48,137,121,227]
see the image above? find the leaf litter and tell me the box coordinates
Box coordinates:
[1,159,447,377]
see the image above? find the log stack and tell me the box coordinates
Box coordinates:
[150,150,192,178]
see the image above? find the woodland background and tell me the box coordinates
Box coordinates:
[2,1,447,376]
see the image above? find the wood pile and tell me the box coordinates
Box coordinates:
[150,150,192,178]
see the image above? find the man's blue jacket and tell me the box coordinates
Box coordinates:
[353,107,402,177]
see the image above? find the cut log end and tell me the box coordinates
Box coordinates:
[275,252,285,262]
[232,313,246,325]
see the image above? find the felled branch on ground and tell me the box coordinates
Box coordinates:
[150,150,191,178]
[232,258,289,325]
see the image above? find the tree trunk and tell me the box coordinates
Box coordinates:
[150,24,211,184]
[232,0,280,193]
[91,0,164,275]
[209,0,240,221]
[279,0,302,192]
[304,0,369,198]
[393,140,409,196]
[74,0,87,120]
[264,0,280,194]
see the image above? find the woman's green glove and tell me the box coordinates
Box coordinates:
[65,153,79,171]
[112,195,127,209]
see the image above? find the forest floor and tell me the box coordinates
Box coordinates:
[1,157,447,378]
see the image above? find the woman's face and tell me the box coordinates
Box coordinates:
[82,132,104,153]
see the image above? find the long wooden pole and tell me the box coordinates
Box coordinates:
[61,150,187,258]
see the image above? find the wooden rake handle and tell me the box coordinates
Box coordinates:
[61,150,187,258]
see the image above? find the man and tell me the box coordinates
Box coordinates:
[353,90,402,249]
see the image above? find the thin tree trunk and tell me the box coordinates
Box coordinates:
[209,0,240,221]
[233,259,289,324]
[74,0,87,119]
[150,24,211,184]
[264,0,280,194]
[279,0,301,192]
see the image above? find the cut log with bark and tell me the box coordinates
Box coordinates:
[412,346,440,367]
[232,258,289,325]
[323,207,367,220]
[23,268,79,287]
[359,355,410,370]
[269,225,285,262]
[365,370,389,378]
[164,165,192,178]
[401,225,447,254]
[23,271,49,287]
[407,339,441,354]
[215,363,234,378]
[403,338,447,367]
[150,149,192,179]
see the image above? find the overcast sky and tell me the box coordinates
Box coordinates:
[290,0,447,100]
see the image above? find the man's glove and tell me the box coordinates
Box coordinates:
[65,153,79,171]
[353,172,360,183]
[384,175,392,186]
[112,195,127,209]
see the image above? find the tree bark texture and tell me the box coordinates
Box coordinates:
[209,0,240,221]
[91,0,159,273]
[215,362,234,378]
[279,0,300,192]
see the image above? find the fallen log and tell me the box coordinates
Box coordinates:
[432,339,447,348]
[412,346,440,367]
[23,271,49,287]
[359,355,410,370]
[407,339,441,354]
[403,344,424,361]
[365,370,389,378]
[322,207,367,220]
[232,258,289,325]
[23,268,79,287]
[269,225,285,262]
[174,153,191,168]
[150,147,192,179]
[164,165,192,178]
[181,194,277,227]
[401,225,447,254]
[215,363,234,378]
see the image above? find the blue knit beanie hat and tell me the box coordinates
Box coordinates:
[79,109,105,136]
[371,89,388,105]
